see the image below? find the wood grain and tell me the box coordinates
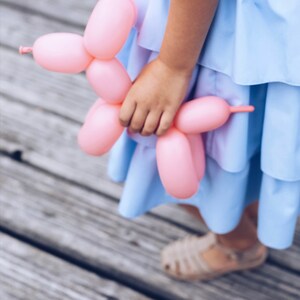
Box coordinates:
[1,156,300,300]
[0,232,150,300]
[0,1,299,299]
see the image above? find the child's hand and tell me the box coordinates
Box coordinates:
[119,57,192,136]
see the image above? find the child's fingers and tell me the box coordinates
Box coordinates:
[141,110,163,136]
[119,100,136,127]
[156,111,175,136]
[129,107,149,133]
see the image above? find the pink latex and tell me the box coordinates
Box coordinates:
[19,0,135,99]
[175,96,255,134]
[157,128,199,199]
[20,0,255,199]
[20,33,93,74]
[86,59,132,104]
[84,99,106,122]
[78,103,123,156]
[187,134,205,181]
[84,0,137,60]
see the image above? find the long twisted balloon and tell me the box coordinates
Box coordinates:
[20,0,254,199]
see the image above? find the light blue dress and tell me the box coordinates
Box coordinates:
[110,0,300,249]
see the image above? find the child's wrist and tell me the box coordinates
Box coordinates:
[156,55,194,78]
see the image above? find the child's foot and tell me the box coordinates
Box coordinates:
[161,232,268,281]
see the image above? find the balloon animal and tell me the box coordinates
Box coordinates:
[20,0,254,199]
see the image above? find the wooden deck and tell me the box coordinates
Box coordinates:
[0,1,299,299]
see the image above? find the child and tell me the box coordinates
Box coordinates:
[108,0,300,280]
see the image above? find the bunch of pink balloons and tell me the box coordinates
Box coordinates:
[20,0,254,199]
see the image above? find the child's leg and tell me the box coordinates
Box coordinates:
[181,203,259,250]
[245,201,259,225]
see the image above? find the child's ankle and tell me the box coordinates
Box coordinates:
[217,235,259,251]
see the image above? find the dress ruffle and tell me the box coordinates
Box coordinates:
[110,1,300,249]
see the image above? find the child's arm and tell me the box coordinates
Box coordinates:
[119,0,219,136]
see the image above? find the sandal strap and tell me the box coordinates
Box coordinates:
[161,232,267,280]
[215,238,265,263]
[162,233,217,276]
[180,235,211,274]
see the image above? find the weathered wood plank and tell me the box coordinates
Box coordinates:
[0,156,232,300]
[1,0,299,275]
[0,62,204,234]
[0,233,151,300]
[0,0,95,28]
[1,156,300,300]
[0,94,123,199]
[0,5,96,122]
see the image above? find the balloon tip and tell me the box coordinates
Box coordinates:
[230,105,255,114]
[19,46,33,55]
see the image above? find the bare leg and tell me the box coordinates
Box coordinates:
[180,202,259,250]
[245,201,259,225]
[180,204,206,223]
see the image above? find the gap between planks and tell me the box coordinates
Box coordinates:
[1,155,300,300]
[0,231,151,300]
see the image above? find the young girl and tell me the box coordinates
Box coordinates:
[109,0,300,280]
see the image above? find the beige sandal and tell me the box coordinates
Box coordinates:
[161,232,268,281]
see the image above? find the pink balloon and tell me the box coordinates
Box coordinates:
[78,104,124,156]
[86,58,132,104]
[157,128,199,199]
[84,0,137,60]
[175,96,255,134]
[20,33,93,73]
[20,0,257,201]
[84,99,106,122]
[187,134,205,180]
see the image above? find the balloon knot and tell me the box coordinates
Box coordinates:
[230,105,255,113]
[19,46,33,55]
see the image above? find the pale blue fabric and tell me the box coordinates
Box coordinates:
[109,0,300,249]
[135,0,300,85]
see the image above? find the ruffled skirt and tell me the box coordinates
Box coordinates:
[109,1,300,249]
